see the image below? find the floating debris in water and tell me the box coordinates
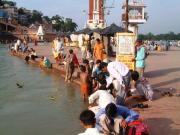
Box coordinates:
[16,83,23,88]
[49,96,56,101]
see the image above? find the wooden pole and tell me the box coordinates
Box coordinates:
[125,0,129,32]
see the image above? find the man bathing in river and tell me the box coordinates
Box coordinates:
[40,56,52,69]
[65,49,79,83]
[80,65,90,101]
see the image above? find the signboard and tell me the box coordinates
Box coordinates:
[116,33,136,70]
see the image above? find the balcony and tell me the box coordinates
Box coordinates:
[122,13,147,24]
[122,1,146,9]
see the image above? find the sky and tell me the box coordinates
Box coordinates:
[12,0,180,34]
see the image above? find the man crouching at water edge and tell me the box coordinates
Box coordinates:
[95,103,139,134]
[100,61,131,96]
[40,56,52,69]
[79,110,105,135]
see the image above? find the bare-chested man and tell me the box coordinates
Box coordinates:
[80,65,89,101]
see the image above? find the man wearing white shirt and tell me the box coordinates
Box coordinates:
[56,38,64,63]
[17,39,21,46]
[56,38,64,54]
[89,89,115,109]
[78,110,105,135]
[89,73,115,114]
[100,61,130,86]
[100,61,131,95]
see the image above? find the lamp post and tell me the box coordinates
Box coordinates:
[125,0,129,32]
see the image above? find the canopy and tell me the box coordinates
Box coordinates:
[74,28,93,35]
[101,23,126,35]
[91,28,103,34]
[74,23,132,36]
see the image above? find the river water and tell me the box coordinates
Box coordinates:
[0,46,87,135]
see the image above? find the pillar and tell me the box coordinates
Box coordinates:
[87,0,105,29]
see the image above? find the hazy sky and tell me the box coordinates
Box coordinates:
[12,0,180,34]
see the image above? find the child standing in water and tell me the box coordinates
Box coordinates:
[80,65,89,101]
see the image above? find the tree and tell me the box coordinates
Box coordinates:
[51,15,64,32]
[29,10,43,24]
[64,18,78,32]
[1,0,16,6]
[18,8,25,15]
[43,16,51,23]
[176,33,180,40]
[51,16,78,32]
[168,31,175,40]
[0,0,3,6]
[138,34,146,40]
[139,32,180,40]
[146,32,154,40]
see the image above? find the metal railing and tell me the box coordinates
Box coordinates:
[0,18,18,26]
[122,13,146,21]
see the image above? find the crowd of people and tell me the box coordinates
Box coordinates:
[10,38,52,69]
[144,40,171,52]
[9,37,153,135]
[50,38,153,135]
[49,37,151,134]
[78,60,153,133]
[76,39,152,135]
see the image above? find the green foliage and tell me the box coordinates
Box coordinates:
[0,0,3,6]
[18,8,25,15]
[138,32,180,40]
[29,10,43,24]
[51,15,77,32]
[1,0,16,6]
[63,18,78,32]
[43,16,51,23]
[51,15,64,31]
[17,10,78,32]
[0,1,78,32]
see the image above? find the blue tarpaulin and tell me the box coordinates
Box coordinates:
[0,10,8,18]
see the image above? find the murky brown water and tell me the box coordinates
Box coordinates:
[0,46,87,135]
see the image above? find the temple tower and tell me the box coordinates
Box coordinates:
[87,0,105,29]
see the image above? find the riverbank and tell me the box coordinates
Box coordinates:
[10,47,81,85]
[9,44,180,135]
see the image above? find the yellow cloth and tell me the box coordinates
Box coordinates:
[157,46,161,51]
[53,51,59,58]
[52,39,59,58]
[94,43,104,61]
[103,53,107,60]
[52,40,56,49]
[40,61,44,67]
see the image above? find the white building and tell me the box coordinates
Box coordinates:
[122,0,148,39]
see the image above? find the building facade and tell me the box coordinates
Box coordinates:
[2,6,18,19]
[87,0,105,29]
[122,0,148,39]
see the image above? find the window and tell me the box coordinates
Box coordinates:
[94,0,99,11]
